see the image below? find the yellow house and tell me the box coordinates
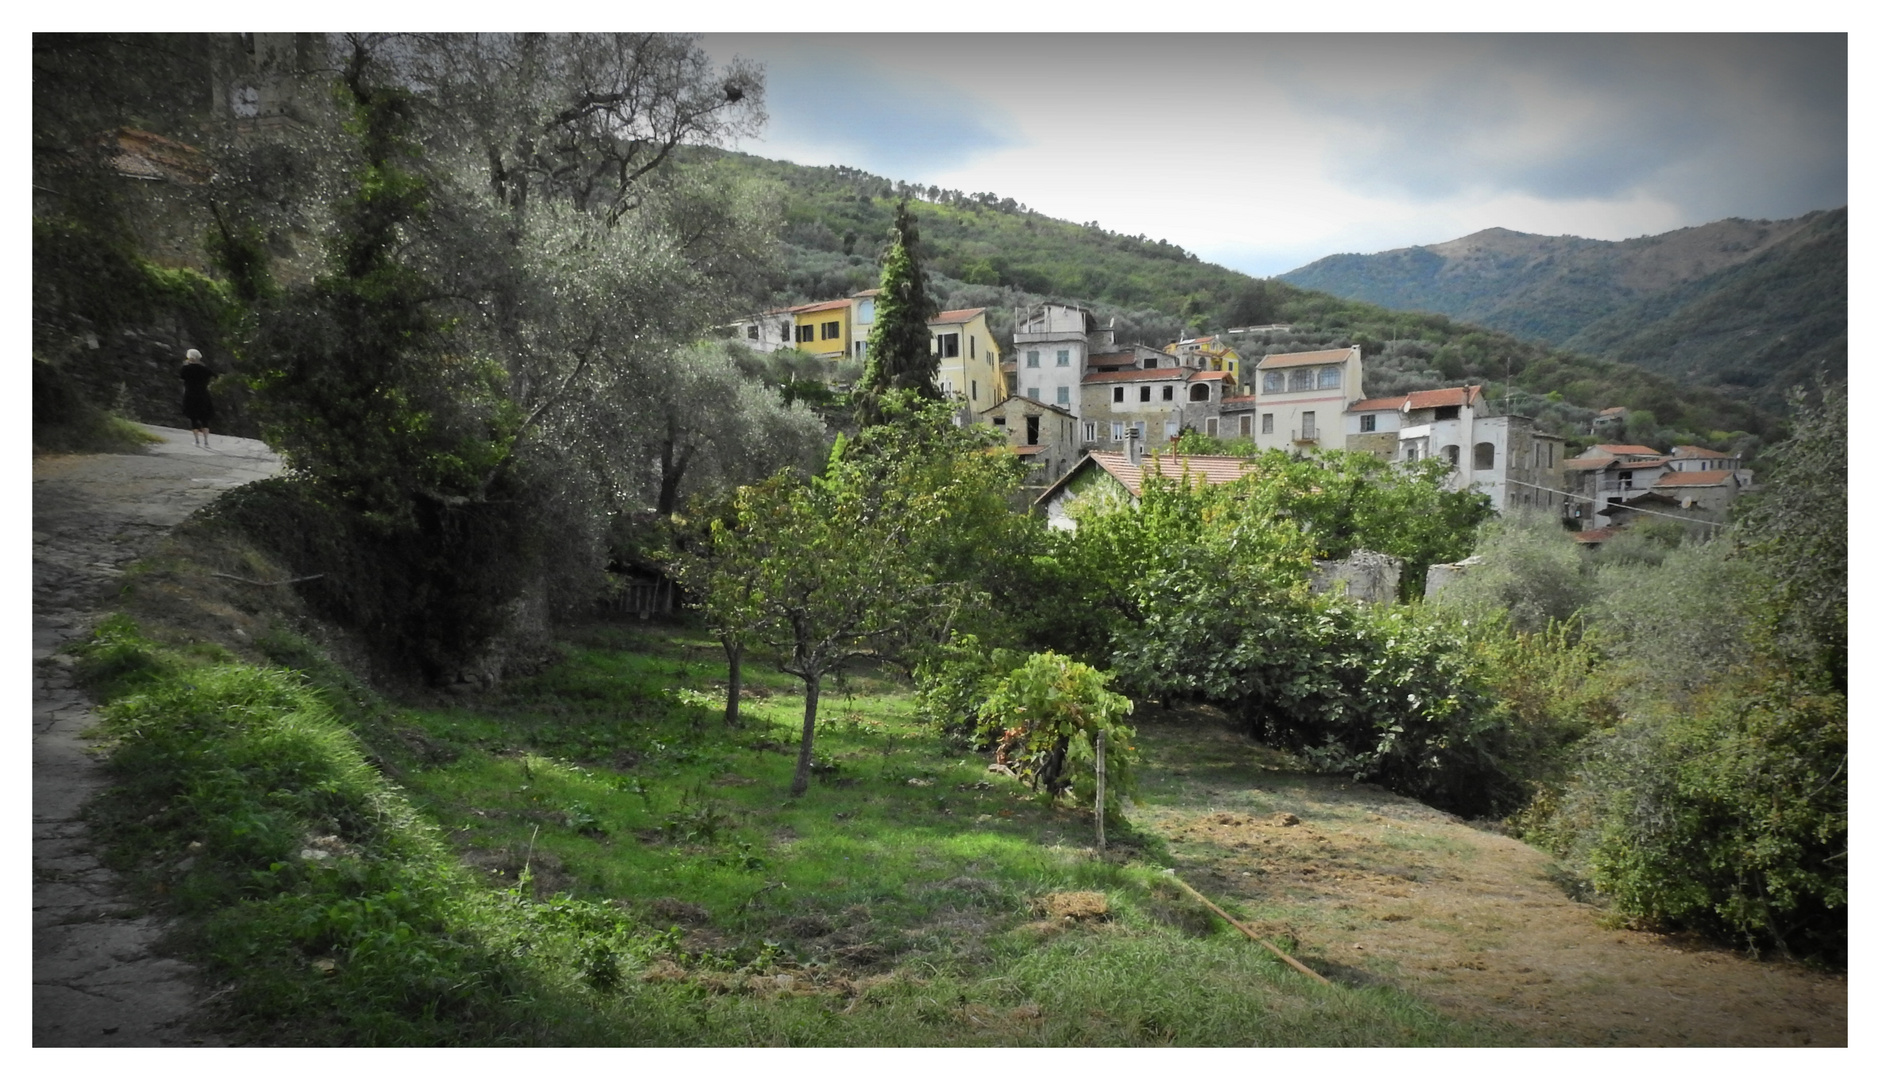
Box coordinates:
[1167,335,1244,386]
[930,307,1004,409]
[791,299,853,361]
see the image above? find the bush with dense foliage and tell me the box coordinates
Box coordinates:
[976,651,1138,819]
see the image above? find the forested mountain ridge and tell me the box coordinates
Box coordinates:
[1278,210,1846,409]
[692,147,1780,449]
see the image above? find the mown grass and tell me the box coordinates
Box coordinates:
[75,616,1507,1046]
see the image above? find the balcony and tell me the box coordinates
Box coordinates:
[1292,429,1319,445]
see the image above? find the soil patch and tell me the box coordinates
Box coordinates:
[1133,716,1846,1047]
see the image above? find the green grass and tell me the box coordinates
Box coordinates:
[76,617,1507,1046]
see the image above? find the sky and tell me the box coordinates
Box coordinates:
[697,33,1848,278]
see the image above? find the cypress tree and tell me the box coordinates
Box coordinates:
[857,200,940,424]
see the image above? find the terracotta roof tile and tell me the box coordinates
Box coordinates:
[1257,347,1357,370]
[1350,395,1410,411]
[931,307,987,324]
[1191,370,1230,381]
[1565,455,1618,470]
[1590,443,1661,457]
[1083,450,1261,497]
[1402,386,1483,410]
[794,299,851,314]
[1083,369,1190,384]
[1671,445,1734,459]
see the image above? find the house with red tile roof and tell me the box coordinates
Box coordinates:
[1248,346,1364,451]
[1033,446,1260,530]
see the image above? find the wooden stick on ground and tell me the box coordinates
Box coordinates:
[210,572,324,587]
[1165,871,1332,986]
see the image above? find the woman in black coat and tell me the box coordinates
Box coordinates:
[179,348,217,447]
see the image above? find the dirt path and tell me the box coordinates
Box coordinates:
[32,425,280,1046]
[1133,718,1846,1047]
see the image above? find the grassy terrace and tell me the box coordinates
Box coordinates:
[77,617,1504,1046]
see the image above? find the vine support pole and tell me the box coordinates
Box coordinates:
[1095,730,1107,851]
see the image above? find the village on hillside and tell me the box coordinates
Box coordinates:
[729,296,1756,545]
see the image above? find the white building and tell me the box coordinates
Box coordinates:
[1011,304,1101,418]
[1249,346,1365,451]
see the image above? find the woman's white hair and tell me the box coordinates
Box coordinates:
[185,349,202,360]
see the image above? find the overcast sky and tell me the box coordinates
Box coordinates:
[698,33,1847,278]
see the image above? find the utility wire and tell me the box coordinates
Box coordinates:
[1501,476,1735,529]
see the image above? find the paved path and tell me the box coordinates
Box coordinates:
[33,426,281,1046]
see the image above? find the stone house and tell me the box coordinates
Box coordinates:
[1565,445,1672,527]
[1078,368,1227,450]
[979,395,1081,499]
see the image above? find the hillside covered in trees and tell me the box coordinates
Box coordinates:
[1279,210,1846,411]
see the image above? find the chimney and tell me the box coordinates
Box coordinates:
[1125,425,1142,466]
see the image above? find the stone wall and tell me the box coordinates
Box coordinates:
[1310,549,1403,605]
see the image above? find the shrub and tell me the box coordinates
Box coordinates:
[1530,670,1846,962]
[976,651,1137,819]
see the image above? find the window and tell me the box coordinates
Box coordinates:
[1317,366,1342,389]
[1111,421,1125,440]
[1139,386,1151,402]
[1026,415,1040,445]
[1443,444,1460,467]
[1135,421,1147,441]
[1143,357,1157,369]
[1474,442,1495,470]
[1113,386,1125,403]
[1206,417,1219,437]
[1056,386,1069,405]
[941,380,953,395]
[1434,405,1460,421]
[1161,385,1174,401]
[1164,420,1180,440]
[1301,411,1316,438]
[937,333,960,358]
[822,321,841,340]
[858,299,875,323]
[1360,414,1376,433]
[795,324,814,344]
[1084,422,1097,442]
[1056,349,1070,367]
[853,340,867,362]
[1262,371,1285,393]
[1189,384,1210,402]
[992,415,1006,427]
[1262,413,1274,435]
[1288,368,1313,392]
[746,324,759,340]
[1406,446,1420,462]
[1026,350,1040,368]
[1026,387,1040,400]
[970,379,977,401]
[1546,442,1554,467]
[969,336,975,359]
[1239,414,1251,437]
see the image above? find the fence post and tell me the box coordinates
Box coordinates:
[1095,729,1107,852]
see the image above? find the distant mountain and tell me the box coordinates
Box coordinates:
[1279,210,1846,408]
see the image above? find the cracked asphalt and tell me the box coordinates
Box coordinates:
[33,425,280,1046]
